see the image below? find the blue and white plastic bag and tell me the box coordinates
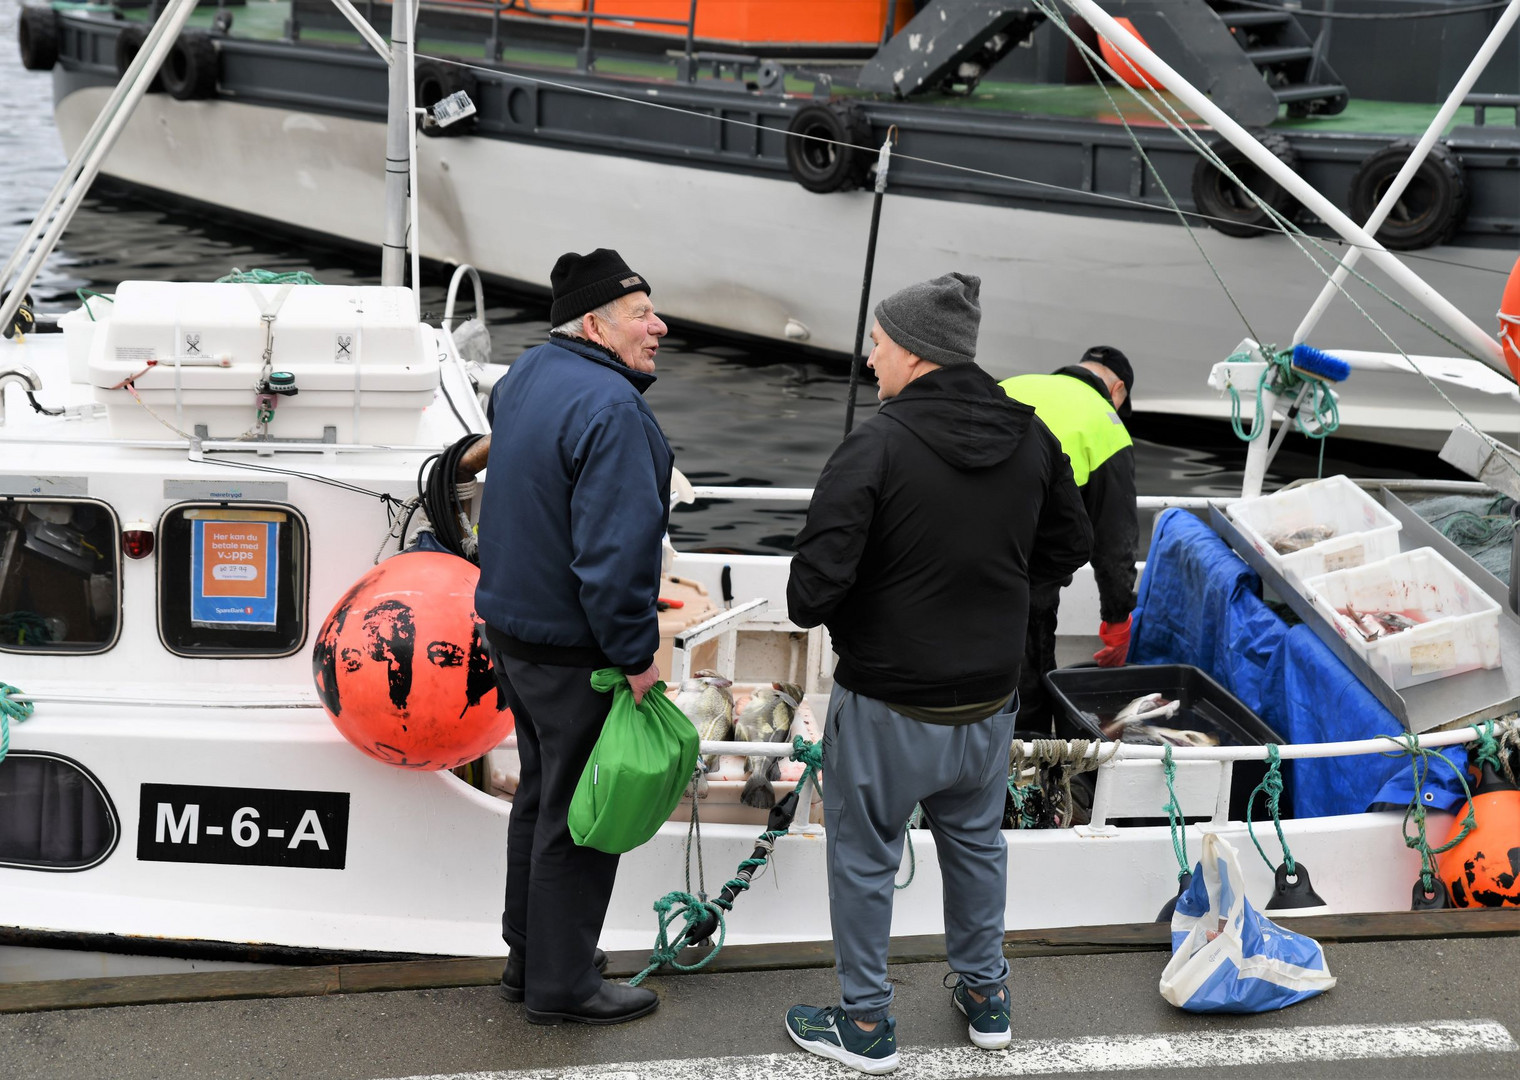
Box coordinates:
[1159,832,1336,1013]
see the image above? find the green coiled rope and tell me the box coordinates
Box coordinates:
[0,683,34,765]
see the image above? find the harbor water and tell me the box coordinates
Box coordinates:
[0,3,1461,555]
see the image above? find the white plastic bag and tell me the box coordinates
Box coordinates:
[1159,832,1336,1013]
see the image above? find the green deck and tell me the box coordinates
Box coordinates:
[70,0,1483,137]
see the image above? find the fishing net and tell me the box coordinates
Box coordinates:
[1408,493,1515,584]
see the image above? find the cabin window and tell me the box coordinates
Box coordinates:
[158,503,309,658]
[0,753,119,871]
[0,498,121,654]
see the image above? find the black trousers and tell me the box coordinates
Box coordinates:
[1018,580,1066,735]
[488,648,619,1010]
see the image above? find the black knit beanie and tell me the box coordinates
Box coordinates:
[873,272,981,367]
[549,248,651,327]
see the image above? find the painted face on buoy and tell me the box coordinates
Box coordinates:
[313,552,514,771]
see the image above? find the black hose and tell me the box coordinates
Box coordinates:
[419,433,485,561]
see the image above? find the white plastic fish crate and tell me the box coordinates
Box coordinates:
[1226,474,1401,586]
[1303,546,1501,690]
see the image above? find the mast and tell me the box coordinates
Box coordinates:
[381,0,413,287]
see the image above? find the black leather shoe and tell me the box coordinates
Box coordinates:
[525,979,659,1026]
[498,948,608,1003]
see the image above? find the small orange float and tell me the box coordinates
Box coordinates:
[1498,253,1520,382]
[1098,17,1163,91]
[312,551,514,771]
[1437,758,1520,908]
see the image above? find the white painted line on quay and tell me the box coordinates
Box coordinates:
[393,1018,1516,1079]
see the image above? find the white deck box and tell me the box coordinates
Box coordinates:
[1227,474,1401,586]
[88,281,439,442]
[1304,547,1501,690]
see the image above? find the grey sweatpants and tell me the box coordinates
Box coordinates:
[822,685,1016,1022]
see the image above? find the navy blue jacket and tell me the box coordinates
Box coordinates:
[475,335,673,671]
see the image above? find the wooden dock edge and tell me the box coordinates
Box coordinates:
[2,908,1515,1014]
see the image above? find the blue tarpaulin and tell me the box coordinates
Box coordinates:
[1130,509,1467,818]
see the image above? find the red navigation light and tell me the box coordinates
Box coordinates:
[122,521,154,560]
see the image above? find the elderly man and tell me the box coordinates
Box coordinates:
[784,273,1092,1074]
[1000,345,1140,733]
[474,248,670,1026]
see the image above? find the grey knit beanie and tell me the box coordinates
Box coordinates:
[874,272,981,367]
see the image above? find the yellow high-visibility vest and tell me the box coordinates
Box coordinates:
[999,373,1131,487]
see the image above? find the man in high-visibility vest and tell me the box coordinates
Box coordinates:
[1000,345,1138,733]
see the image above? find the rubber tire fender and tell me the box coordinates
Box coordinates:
[114,24,163,93]
[161,30,218,101]
[1191,129,1299,239]
[784,102,871,194]
[18,5,59,72]
[416,59,478,137]
[1348,139,1468,251]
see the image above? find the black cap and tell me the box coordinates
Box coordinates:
[1080,345,1134,419]
[549,248,651,327]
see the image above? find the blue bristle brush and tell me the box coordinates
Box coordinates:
[1289,343,1351,383]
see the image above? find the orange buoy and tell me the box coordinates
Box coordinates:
[1499,253,1520,382]
[1437,760,1520,908]
[312,551,514,771]
[1098,17,1163,91]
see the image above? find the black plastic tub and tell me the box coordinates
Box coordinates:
[1042,663,1289,824]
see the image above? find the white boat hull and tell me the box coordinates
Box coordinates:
[54,88,1520,448]
[5,699,1440,958]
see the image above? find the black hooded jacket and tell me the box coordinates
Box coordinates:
[787,364,1093,707]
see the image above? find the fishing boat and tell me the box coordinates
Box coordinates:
[14,0,1520,445]
[1,0,1519,975]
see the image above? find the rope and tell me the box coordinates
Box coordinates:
[1469,717,1518,786]
[1008,736,1113,828]
[627,737,823,987]
[75,288,112,321]
[1162,745,1190,880]
[1245,744,1297,875]
[895,804,923,891]
[0,683,34,765]
[215,269,322,285]
[1226,348,1341,443]
[1379,730,1477,896]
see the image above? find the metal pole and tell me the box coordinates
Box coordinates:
[578,0,596,71]
[881,0,899,44]
[331,0,393,62]
[381,0,413,287]
[0,5,188,299]
[844,135,893,437]
[1063,0,1507,373]
[684,0,697,64]
[1292,0,1520,349]
[0,0,201,336]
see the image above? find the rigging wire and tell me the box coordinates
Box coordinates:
[1031,0,1520,473]
[411,50,1512,279]
[1227,0,1515,18]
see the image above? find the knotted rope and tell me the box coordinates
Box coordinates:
[0,683,33,765]
[1379,729,1477,899]
[1227,347,1341,445]
[628,737,823,987]
[1162,745,1190,881]
[1245,744,1297,875]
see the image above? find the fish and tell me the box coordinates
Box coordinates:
[1099,693,1182,738]
[673,670,734,773]
[734,681,803,810]
[1269,525,1335,555]
[1116,725,1220,748]
[1339,606,1423,641]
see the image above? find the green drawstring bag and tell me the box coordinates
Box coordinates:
[568,667,700,854]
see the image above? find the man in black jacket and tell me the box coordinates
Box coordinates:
[1000,346,1140,733]
[782,273,1092,1074]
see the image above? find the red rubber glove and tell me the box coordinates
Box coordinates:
[1093,615,1132,668]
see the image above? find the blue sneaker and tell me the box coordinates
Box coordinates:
[949,976,1011,1050]
[784,1004,899,1075]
